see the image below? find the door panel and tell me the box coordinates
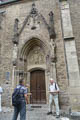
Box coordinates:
[30,70,46,104]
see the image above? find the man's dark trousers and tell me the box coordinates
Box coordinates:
[12,101,26,120]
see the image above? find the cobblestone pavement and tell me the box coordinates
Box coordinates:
[0,105,79,120]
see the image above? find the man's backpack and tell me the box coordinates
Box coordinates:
[12,87,22,107]
[55,83,57,90]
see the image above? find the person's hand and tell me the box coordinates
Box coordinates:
[48,91,59,95]
[54,90,59,93]
[27,101,29,104]
[48,91,56,93]
[48,91,52,93]
[28,93,32,96]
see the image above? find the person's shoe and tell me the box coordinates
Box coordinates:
[47,112,52,115]
[53,112,56,116]
[56,115,60,118]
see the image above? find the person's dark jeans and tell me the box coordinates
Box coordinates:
[12,101,26,120]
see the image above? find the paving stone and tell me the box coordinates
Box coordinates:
[0,105,77,120]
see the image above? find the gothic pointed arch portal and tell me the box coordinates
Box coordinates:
[16,38,49,103]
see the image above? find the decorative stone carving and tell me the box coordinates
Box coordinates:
[46,53,51,73]
[49,11,56,39]
[18,3,56,39]
[13,18,19,44]
[50,39,56,62]
[27,46,45,65]
[0,11,5,29]
[29,3,39,30]
[46,39,56,74]
[12,44,18,66]
[30,3,38,17]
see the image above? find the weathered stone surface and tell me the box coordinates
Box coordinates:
[0,0,71,109]
[60,1,74,39]
[59,0,80,111]
[68,0,80,69]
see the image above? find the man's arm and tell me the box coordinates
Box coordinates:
[27,93,32,96]
[49,91,59,93]
[24,94,29,104]
[51,91,59,93]
[48,91,59,96]
[56,83,60,93]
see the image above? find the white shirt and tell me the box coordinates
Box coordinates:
[0,87,3,94]
[49,83,59,92]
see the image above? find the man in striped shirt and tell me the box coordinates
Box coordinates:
[12,78,28,120]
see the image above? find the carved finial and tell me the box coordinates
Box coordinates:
[32,0,35,5]
[49,11,54,22]
[32,3,35,8]
[14,18,19,34]
[31,3,37,15]
[30,3,37,30]
[49,11,54,17]
[0,11,6,29]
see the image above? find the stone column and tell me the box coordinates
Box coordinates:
[12,66,16,91]
[50,38,56,81]
[51,62,56,82]
[46,71,50,104]
[27,72,30,86]
[12,44,18,66]
[12,43,18,88]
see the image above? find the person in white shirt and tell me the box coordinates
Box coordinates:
[47,78,60,118]
[0,86,3,112]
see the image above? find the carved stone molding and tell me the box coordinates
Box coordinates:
[0,11,5,29]
[49,39,56,62]
[49,11,56,39]
[27,46,45,65]
[12,18,19,44]
[12,44,18,66]
[46,40,56,73]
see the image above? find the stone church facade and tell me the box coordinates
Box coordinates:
[0,0,80,111]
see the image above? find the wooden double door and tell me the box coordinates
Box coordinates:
[30,70,46,104]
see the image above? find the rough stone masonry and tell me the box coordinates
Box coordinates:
[0,0,80,112]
